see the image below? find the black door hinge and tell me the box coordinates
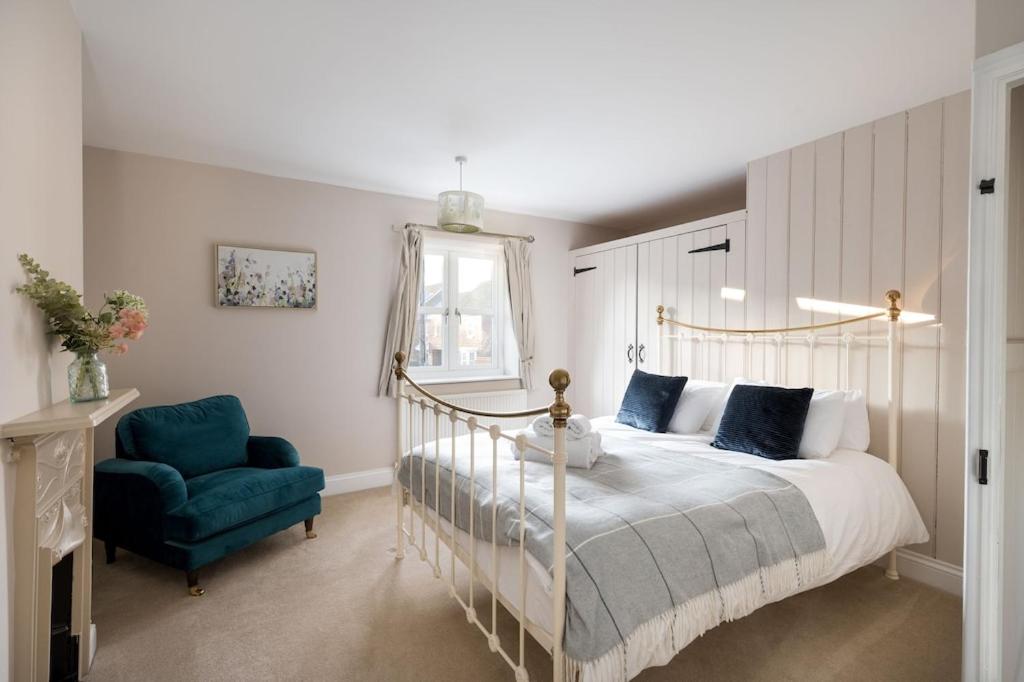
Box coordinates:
[979,449,989,485]
[573,266,597,276]
[688,238,730,255]
[979,178,996,195]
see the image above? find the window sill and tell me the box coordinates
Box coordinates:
[413,375,520,386]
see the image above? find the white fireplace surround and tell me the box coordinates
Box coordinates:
[2,388,138,682]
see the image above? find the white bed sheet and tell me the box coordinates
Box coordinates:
[418,415,929,644]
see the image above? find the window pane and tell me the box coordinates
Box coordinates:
[421,254,445,307]
[457,256,494,310]
[410,312,444,367]
[458,313,493,367]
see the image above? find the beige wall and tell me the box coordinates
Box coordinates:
[746,91,971,567]
[976,0,1024,58]
[83,148,625,478]
[0,0,82,676]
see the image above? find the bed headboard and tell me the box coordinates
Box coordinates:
[655,289,904,467]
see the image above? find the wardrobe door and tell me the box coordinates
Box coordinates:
[651,224,739,381]
[571,244,637,418]
[571,251,603,417]
[636,241,656,374]
[611,244,638,415]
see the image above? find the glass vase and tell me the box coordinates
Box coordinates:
[68,352,109,403]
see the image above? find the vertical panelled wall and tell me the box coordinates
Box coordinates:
[745,91,970,565]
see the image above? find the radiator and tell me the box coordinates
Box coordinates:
[402,389,529,446]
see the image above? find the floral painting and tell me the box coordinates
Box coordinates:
[216,245,317,308]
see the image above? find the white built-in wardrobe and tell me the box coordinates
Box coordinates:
[569,210,746,417]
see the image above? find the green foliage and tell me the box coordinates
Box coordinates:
[15,254,148,355]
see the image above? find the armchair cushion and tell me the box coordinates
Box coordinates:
[247,436,300,469]
[116,395,250,479]
[166,465,325,543]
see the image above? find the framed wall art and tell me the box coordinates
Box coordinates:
[215,244,317,309]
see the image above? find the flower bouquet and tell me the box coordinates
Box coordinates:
[16,254,148,402]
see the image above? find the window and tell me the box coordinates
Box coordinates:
[409,238,517,381]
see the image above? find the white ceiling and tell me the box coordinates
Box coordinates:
[72,0,974,230]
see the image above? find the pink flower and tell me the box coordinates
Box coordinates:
[111,308,147,341]
[112,343,128,355]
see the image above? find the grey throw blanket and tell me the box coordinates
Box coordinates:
[398,429,830,681]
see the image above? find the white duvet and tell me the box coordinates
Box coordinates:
[418,416,929,656]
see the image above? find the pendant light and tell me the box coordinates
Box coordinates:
[437,155,484,233]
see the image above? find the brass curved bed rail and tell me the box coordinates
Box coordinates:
[393,351,568,420]
[656,289,903,335]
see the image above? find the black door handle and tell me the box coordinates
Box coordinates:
[627,343,634,363]
[638,344,646,364]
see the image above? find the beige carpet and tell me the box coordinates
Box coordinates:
[87,488,961,681]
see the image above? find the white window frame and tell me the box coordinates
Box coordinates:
[409,237,516,382]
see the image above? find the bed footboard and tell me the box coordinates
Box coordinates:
[392,352,570,682]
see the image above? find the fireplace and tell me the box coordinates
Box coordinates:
[2,388,139,681]
[50,554,79,682]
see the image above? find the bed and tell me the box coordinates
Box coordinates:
[390,289,927,682]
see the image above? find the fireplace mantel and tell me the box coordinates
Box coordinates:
[3,388,139,681]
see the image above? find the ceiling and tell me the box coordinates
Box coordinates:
[72,0,974,230]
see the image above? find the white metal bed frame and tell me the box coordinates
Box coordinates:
[392,289,906,682]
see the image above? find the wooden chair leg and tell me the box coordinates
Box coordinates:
[187,570,205,597]
[304,517,317,539]
[104,540,116,564]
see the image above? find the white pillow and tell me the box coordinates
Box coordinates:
[668,380,726,434]
[798,390,847,459]
[837,389,871,452]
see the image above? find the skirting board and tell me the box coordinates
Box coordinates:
[322,467,393,497]
[877,549,963,596]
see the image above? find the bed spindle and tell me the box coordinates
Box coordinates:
[488,425,500,653]
[434,405,442,579]
[885,290,903,581]
[516,434,528,680]
[395,353,406,560]
[548,369,571,682]
[420,400,427,560]
[467,417,478,622]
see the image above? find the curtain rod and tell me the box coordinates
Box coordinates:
[400,223,536,243]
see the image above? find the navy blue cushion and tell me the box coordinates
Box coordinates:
[712,384,814,460]
[615,370,687,433]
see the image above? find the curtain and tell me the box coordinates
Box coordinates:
[377,226,423,397]
[503,238,536,390]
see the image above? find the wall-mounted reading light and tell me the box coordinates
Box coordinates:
[795,297,935,324]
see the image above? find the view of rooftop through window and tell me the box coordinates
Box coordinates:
[410,247,503,376]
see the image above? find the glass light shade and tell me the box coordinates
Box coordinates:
[437,190,484,233]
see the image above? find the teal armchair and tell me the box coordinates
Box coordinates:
[94,395,324,595]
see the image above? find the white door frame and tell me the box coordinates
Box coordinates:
[964,40,1024,682]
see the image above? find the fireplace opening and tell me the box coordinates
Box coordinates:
[50,553,79,682]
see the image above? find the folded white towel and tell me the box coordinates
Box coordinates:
[510,428,603,469]
[531,413,593,440]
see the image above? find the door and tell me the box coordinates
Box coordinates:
[1001,80,1024,682]
[636,223,743,381]
[964,48,1024,682]
[570,244,637,417]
